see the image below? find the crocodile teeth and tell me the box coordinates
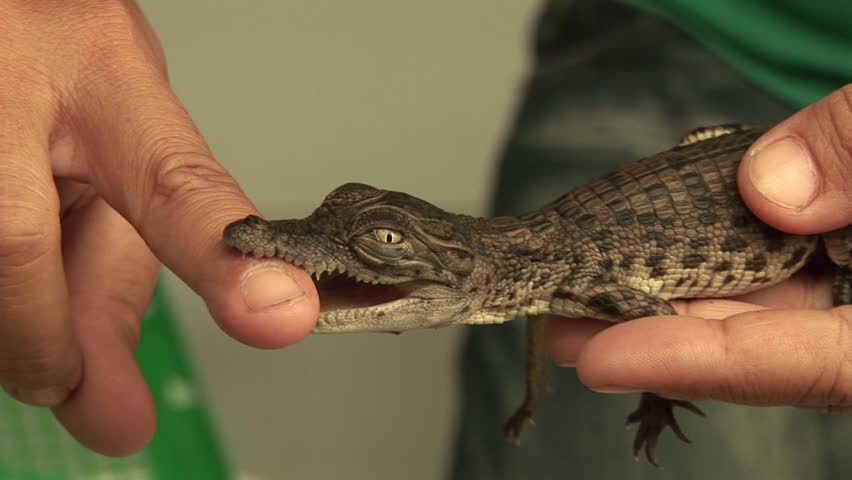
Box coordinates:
[316,262,328,276]
[288,260,389,286]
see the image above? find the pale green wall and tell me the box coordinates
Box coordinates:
[143,0,540,217]
[140,1,542,478]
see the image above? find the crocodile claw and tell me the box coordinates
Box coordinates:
[626,393,706,467]
[503,406,535,444]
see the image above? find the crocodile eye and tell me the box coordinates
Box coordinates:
[374,228,403,244]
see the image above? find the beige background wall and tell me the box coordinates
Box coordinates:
[139,1,542,479]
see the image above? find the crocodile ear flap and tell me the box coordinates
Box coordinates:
[412,219,475,276]
[417,218,457,241]
[438,246,475,276]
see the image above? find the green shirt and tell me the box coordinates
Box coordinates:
[620,0,852,107]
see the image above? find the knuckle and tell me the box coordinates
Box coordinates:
[0,346,75,388]
[127,128,242,232]
[145,136,239,209]
[0,204,57,272]
[74,2,136,43]
[0,171,58,266]
[123,1,169,74]
[823,87,852,169]
[798,308,852,408]
[714,319,747,401]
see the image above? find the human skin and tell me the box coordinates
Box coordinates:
[2,0,849,459]
[547,85,852,414]
[0,0,319,456]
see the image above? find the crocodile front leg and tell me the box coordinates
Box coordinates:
[504,315,548,440]
[549,281,706,466]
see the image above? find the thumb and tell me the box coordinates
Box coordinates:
[739,85,852,235]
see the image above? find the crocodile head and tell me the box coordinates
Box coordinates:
[223,183,493,333]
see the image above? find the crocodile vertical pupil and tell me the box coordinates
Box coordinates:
[375,228,402,244]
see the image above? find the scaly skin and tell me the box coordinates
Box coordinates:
[223,125,852,466]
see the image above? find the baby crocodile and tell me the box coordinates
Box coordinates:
[223,124,852,466]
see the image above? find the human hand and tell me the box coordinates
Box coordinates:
[546,85,852,412]
[0,0,318,455]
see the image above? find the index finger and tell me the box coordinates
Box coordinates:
[76,64,318,347]
[545,270,833,368]
[575,307,852,409]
